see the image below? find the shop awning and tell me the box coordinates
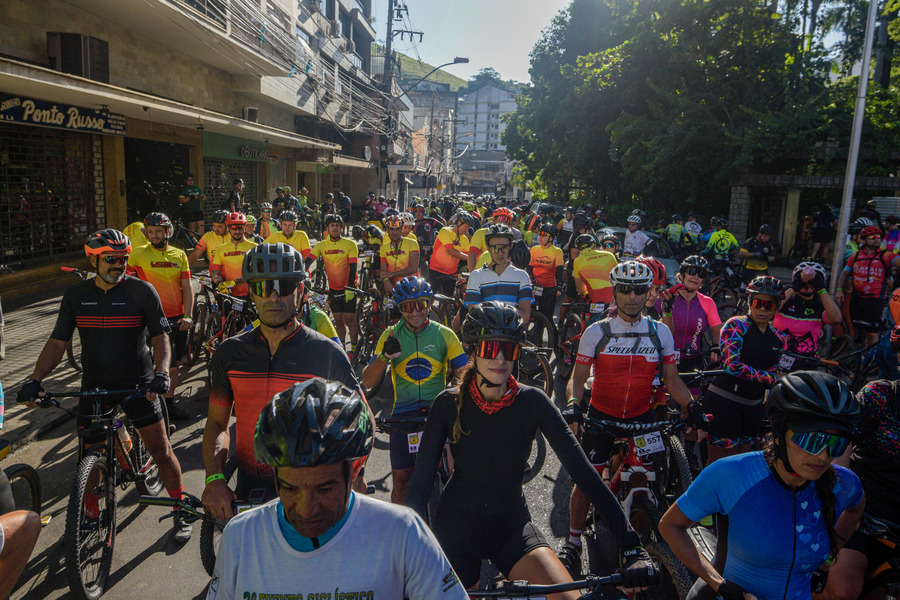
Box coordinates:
[0,58,340,151]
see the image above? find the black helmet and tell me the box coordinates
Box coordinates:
[718,217,729,228]
[212,209,230,224]
[351,225,365,241]
[573,213,591,227]
[848,221,864,235]
[484,224,515,245]
[85,229,132,257]
[254,378,374,468]
[599,232,620,247]
[461,301,525,344]
[672,213,684,222]
[539,223,556,236]
[324,214,343,225]
[767,371,859,438]
[279,210,298,222]
[680,255,709,272]
[574,234,597,251]
[510,239,531,269]
[759,224,774,236]
[144,212,173,238]
[746,275,783,298]
[242,243,306,281]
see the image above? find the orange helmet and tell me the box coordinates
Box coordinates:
[84,229,132,257]
[492,207,515,222]
[634,255,666,286]
[225,212,247,226]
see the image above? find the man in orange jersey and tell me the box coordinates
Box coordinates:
[310,214,359,354]
[529,223,564,323]
[210,212,257,298]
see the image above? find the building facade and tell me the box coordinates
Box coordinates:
[454,85,517,196]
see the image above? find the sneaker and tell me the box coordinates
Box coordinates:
[165,400,192,421]
[172,512,193,543]
[557,541,582,579]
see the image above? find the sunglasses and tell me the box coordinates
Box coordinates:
[248,279,301,297]
[865,234,882,240]
[682,267,708,278]
[615,284,650,296]
[262,210,272,213]
[399,299,430,313]
[489,244,511,252]
[791,431,850,458]
[229,225,244,230]
[602,242,618,249]
[474,340,521,361]
[750,297,777,311]
[100,255,129,265]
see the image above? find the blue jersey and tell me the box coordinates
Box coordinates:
[677,452,863,600]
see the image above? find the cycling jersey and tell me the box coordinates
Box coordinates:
[773,294,827,356]
[844,239,859,264]
[677,452,863,600]
[265,230,311,260]
[844,248,898,299]
[529,244,564,288]
[210,239,257,296]
[572,248,617,303]
[852,379,900,523]
[715,316,788,401]
[464,264,533,307]
[576,315,676,418]
[430,227,470,275]
[127,243,190,318]
[623,229,650,256]
[654,292,721,359]
[178,185,203,213]
[884,230,900,253]
[256,219,279,240]
[475,251,491,269]
[195,231,227,262]
[557,218,574,247]
[209,325,358,475]
[741,237,774,271]
[414,218,442,246]
[122,222,148,248]
[50,276,169,389]
[684,220,703,242]
[374,320,468,414]
[306,305,340,343]
[310,237,357,290]
[706,229,739,259]
[380,236,420,284]
[664,223,685,244]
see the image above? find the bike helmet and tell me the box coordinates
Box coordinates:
[254,378,373,468]
[259,202,273,210]
[245,215,257,225]
[401,212,415,226]
[449,210,470,226]
[279,211,298,223]
[144,212,173,238]
[759,224,774,236]
[626,214,642,225]
[242,243,306,281]
[352,225,365,241]
[767,371,859,438]
[672,213,684,222]
[565,206,575,214]
[539,223,556,237]
[855,217,874,228]
[792,261,827,281]
[383,214,403,228]
[848,221,864,235]
[365,225,384,240]
[680,255,709,272]
[324,213,343,225]
[462,201,476,212]
[573,213,591,227]
[861,225,883,238]
[383,208,399,218]
[609,261,654,287]
[393,276,433,303]
[510,239,531,270]
[212,210,229,224]
[885,215,900,225]
[599,232,620,247]
[484,224,515,245]
[746,275,784,298]
[225,212,247,227]
[492,207,515,222]
[85,229,132,257]
[634,255,667,286]
[461,301,525,344]
[717,217,729,228]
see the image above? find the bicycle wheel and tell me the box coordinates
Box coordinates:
[200,457,237,576]
[557,314,582,380]
[185,300,208,368]
[521,312,555,376]
[583,511,618,578]
[4,464,42,513]
[64,452,116,600]
[628,493,663,545]
[131,423,163,496]
[717,303,742,322]
[645,540,695,600]
[828,335,858,370]
[67,333,83,373]
[354,326,385,396]
[203,309,224,361]
[519,349,553,396]
[660,434,692,506]
[851,360,879,394]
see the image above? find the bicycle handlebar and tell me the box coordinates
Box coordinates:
[584,417,683,436]
[678,369,727,380]
[467,573,623,598]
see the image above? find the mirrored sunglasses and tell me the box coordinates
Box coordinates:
[791,431,850,458]
[100,255,129,265]
[682,267,707,278]
[615,284,650,296]
[248,279,300,297]
[474,340,521,361]
[399,299,430,313]
[750,298,777,311]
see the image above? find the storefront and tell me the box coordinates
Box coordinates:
[201,132,268,218]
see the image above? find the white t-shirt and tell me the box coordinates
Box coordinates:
[684,221,703,237]
[623,229,651,256]
[208,494,466,600]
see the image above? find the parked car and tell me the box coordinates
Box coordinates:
[597,227,680,286]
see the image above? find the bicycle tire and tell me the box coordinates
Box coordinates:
[584,511,618,578]
[4,463,42,513]
[203,309,224,360]
[312,268,327,293]
[851,360,880,394]
[520,349,553,397]
[200,456,238,576]
[557,314,582,380]
[355,326,385,397]
[521,312,555,376]
[522,431,546,485]
[67,334,83,373]
[131,423,163,496]
[65,452,116,600]
[661,434,692,506]
[629,493,663,545]
[716,303,742,322]
[645,540,695,600]
[185,300,208,368]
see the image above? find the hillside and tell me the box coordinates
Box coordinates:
[371,44,467,91]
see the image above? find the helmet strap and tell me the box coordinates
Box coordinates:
[474,363,504,389]
[772,417,798,475]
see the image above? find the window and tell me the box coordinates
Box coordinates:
[489,103,500,110]
[296,26,311,45]
[326,0,335,20]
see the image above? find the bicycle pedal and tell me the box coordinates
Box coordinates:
[366,484,376,495]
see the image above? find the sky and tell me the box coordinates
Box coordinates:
[370,0,573,84]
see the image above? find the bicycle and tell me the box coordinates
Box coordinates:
[468,573,625,599]
[201,282,259,359]
[557,300,609,380]
[0,439,43,517]
[60,266,96,373]
[39,387,163,600]
[857,515,900,599]
[168,218,201,252]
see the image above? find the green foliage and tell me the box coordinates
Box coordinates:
[460,68,523,95]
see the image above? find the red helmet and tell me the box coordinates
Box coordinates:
[225,212,247,226]
[634,255,666,286]
[85,229,132,257]
[861,225,883,238]
[383,214,403,228]
[492,207,515,222]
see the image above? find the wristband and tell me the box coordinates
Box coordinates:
[663,312,672,317]
[824,554,837,566]
[205,473,226,485]
[818,289,827,295]
[567,397,579,407]
[379,353,391,363]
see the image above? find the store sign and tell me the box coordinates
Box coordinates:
[0,94,126,136]
[239,145,268,160]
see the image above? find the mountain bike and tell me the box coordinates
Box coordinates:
[858,515,900,599]
[168,218,201,252]
[39,387,163,600]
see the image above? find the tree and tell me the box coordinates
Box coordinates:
[461,68,521,95]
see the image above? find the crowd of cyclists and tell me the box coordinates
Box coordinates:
[3,190,900,600]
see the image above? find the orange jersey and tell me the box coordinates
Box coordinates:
[195,231,227,262]
[311,237,358,290]
[530,244,564,287]
[380,236,419,284]
[572,248,617,303]
[123,222,148,248]
[126,244,190,318]
[211,239,257,296]
[430,227,470,275]
[265,230,311,259]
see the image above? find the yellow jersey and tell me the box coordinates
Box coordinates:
[123,222,148,248]
[430,227,470,275]
[195,231,227,262]
[127,243,190,318]
[310,237,358,290]
[266,230,311,259]
[572,248,617,303]
[530,244,564,287]
[380,236,420,284]
[468,227,489,259]
[475,250,491,269]
[211,239,257,296]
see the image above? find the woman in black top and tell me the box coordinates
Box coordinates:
[406,301,655,595]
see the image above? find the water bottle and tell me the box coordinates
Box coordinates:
[114,419,133,452]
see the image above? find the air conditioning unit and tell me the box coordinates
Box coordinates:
[343,40,356,54]
[308,0,320,13]
[47,32,109,83]
[242,106,259,122]
[328,20,340,37]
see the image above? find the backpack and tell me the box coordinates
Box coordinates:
[592,316,666,385]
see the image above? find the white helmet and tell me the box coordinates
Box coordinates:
[627,214,642,225]
[401,212,415,226]
[792,261,826,279]
[609,261,654,287]
[855,217,874,228]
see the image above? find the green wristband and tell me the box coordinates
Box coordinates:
[567,397,579,407]
[824,554,836,566]
[818,289,827,296]
[205,473,226,485]
[379,353,391,363]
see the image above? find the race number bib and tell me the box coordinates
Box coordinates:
[408,432,421,454]
[779,354,796,370]
[633,431,665,456]
[589,303,606,314]
[674,350,681,363]
[534,286,543,297]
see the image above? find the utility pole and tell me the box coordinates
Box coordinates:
[382,0,394,93]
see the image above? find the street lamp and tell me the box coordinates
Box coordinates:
[396,57,469,98]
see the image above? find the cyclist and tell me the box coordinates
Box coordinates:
[429,212,472,297]
[242,215,264,244]
[559,261,705,574]
[703,276,788,464]
[466,208,520,272]
[202,243,364,522]
[123,219,149,248]
[529,223,565,324]
[126,212,194,421]
[623,214,650,256]
[559,216,597,322]
[660,371,865,600]
[634,255,666,318]
[557,206,576,248]
[739,224,776,283]
[704,217,740,265]
[401,211,416,240]
[464,224,533,323]
[657,255,722,374]
[599,231,621,256]
[380,214,420,294]
[177,173,205,233]
[572,234,617,322]
[265,210,312,265]
[774,262,841,362]
[811,205,837,261]
[225,178,243,212]
[844,219,868,264]
[407,302,657,595]
[255,202,279,239]
[665,214,686,255]
[836,224,900,349]
[310,214,359,354]
[684,212,703,246]
[18,229,192,541]
[362,277,467,504]
[188,209,228,266]
[210,212,257,298]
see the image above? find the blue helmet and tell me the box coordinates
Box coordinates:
[393,276,433,303]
